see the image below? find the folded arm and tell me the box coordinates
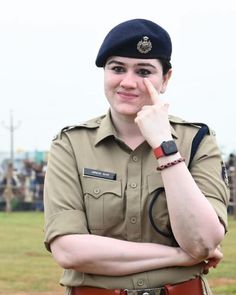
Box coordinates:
[50,234,219,276]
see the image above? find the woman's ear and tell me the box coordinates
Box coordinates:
[160,69,172,94]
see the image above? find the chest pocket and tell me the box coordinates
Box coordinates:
[82,177,123,230]
[147,173,172,238]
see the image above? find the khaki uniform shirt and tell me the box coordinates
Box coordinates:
[44,111,229,295]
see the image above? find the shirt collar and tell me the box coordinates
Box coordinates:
[95,110,118,146]
[95,110,178,146]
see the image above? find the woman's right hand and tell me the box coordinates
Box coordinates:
[178,245,223,273]
[202,246,223,274]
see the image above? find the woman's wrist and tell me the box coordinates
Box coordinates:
[150,136,173,149]
[157,152,182,166]
[175,247,201,267]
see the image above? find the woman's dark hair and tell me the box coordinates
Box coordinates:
[159,59,172,75]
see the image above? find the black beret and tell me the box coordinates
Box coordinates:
[95,18,172,67]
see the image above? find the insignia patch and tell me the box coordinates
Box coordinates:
[221,161,229,187]
[83,168,116,180]
[52,134,58,141]
[137,36,152,54]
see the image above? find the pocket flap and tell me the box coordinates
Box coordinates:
[82,177,122,198]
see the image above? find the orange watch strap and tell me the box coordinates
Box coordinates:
[153,146,164,159]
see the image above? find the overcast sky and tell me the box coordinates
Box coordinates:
[0,0,236,157]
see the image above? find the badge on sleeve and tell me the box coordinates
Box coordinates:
[221,161,229,187]
[52,134,58,141]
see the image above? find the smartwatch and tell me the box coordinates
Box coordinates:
[154,140,178,159]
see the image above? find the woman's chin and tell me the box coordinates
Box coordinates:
[113,106,140,117]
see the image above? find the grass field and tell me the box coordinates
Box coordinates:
[0,212,63,295]
[208,216,236,294]
[0,212,235,295]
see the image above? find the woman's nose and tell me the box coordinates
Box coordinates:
[119,72,137,88]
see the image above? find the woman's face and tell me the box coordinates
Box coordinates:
[104,56,171,118]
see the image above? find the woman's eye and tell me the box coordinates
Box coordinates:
[137,69,151,77]
[111,66,125,73]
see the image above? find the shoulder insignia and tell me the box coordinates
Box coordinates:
[58,115,106,139]
[210,129,216,136]
[61,124,83,133]
[52,134,58,141]
[221,161,229,187]
[58,124,87,139]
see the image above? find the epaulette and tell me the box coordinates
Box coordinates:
[169,115,211,134]
[53,126,82,141]
[54,115,106,140]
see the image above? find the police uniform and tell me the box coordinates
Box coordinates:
[44,111,228,295]
[43,19,229,295]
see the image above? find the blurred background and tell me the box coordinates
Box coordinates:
[0,0,236,294]
[1,0,236,215]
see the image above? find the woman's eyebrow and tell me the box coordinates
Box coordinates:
[107,60,156,69]
[106,60,124,66]
[136,63,156,69]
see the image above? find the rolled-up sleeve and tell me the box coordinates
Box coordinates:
[44,133,89,251]
[189,131,229,232]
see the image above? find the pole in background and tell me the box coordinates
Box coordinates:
[1,110,21,211]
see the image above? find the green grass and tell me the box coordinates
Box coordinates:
[0,212,63,294]
[207,216,236,294]
[0,212,235,294]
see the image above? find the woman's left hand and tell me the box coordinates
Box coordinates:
[134,78,172,148]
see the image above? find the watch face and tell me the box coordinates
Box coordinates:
[162,140,178,155]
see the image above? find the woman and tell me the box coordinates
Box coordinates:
[44,19,229,295]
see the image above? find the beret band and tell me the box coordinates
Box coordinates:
[95,18,172,67]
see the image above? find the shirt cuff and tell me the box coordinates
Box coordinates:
[44,209,89,251]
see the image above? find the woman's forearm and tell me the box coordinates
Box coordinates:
[51,234,200,276]
[159,153,225,259]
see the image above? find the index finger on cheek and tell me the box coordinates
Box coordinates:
[143,78,160,105]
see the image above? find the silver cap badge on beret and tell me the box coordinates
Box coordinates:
[137,36,152,54]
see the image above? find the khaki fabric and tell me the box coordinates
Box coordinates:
[44,111,229,293]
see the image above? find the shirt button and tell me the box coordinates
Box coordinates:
[132,156,138,162]
[130,182,137,188]
[93,188,100,194]
[96,119,101,124]
[130,217,137,224]
[137,279,144,286]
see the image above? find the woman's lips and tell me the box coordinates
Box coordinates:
[117,91,139,100]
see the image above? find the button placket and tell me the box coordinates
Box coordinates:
[126,151,142,241]
[130,182,137,188]
[130,217,137,224]
[132,155,139,162]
